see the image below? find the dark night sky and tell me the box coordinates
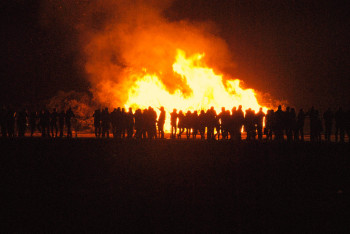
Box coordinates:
[1,0,349,110]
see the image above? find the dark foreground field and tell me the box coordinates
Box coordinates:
[1,139,349,233]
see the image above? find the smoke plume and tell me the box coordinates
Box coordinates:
[41,0,235,108]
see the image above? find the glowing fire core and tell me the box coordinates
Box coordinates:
[124,49,266,131]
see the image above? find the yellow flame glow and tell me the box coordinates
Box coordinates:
[125,49,267,131]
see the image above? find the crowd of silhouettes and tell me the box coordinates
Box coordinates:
[0,106,75,138]
[92,105,349,142]
[1,104,349,142]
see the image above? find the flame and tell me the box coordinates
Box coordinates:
[124,49,267,131]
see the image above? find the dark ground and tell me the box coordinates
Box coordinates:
[1,139,349,233]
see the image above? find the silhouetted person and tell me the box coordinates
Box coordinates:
[101,108,110,138]
[170,109,177,139]
[335,107,345,142]
[345,109,350,143]
[58,110,65,137]
[309,106,318,142]
[50,108,58,137]
[296,109,305,141]
[218,107,226,140]
[6,107,15,137]
[245,108,256,141]
[192,110,199,139]
[29,110,37,137]
[141,109,147,139]
[314,111,323,142]
[284,107,293,141]
[0,106,7,137]
[198,110,206,140]
[184,110,192,139]
[206,107,217,140]
[256,107,265,141]
[93,109,101,137]
[16,108,27,137]
[42,109,51,137]
[113,107,123,138]
[323,108,333,142]
[233,105,245,141]
[177,110,185,139]
[148,107,157,139]
[121,108,127,138]
[126,107,134,138]
[290,108,297,141]
[134,109,142,139]
[38,110,44,136]
[66,107,75,138]
[158,106,166,139]
[265,109,274,141]
[274,105,284,141]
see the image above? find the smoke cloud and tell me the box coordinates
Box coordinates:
[41,0,235,108]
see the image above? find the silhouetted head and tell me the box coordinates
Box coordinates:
[259,107,262,112]
[278,105,282,110]
[173,108,177,113]
[221,107,225,112]
[160,106,164,111]
[238,105,242,110]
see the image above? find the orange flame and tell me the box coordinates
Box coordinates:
[124,49,267,131]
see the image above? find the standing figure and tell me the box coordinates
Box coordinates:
[334,107,345,142]
[265,110,274,141]
[50,108,59,137]
[16,109,27,137]
[184,110,192,139]
[234,105,244,141]
[29,110,37,137]
[256,107,265,141]
[323,108,333,142]
[43,109,51,137]
[65,107,75,138]
[0,106,7,137]
[6,107,16,137]
[93,109,101,138]
[245,108,256,141]
[58,110,65,137]
[126,107,134,138]
[101,108,110,138]
[158,106,166,139]
[206,107,217,140]
[274,105,285,141]
[198,110,206,140]
[58,110,66,137]
[170,109,177,139]
[192,111,199,139]
[134,109,142,139]
[296,109,305,141]
[177,110,185,139]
